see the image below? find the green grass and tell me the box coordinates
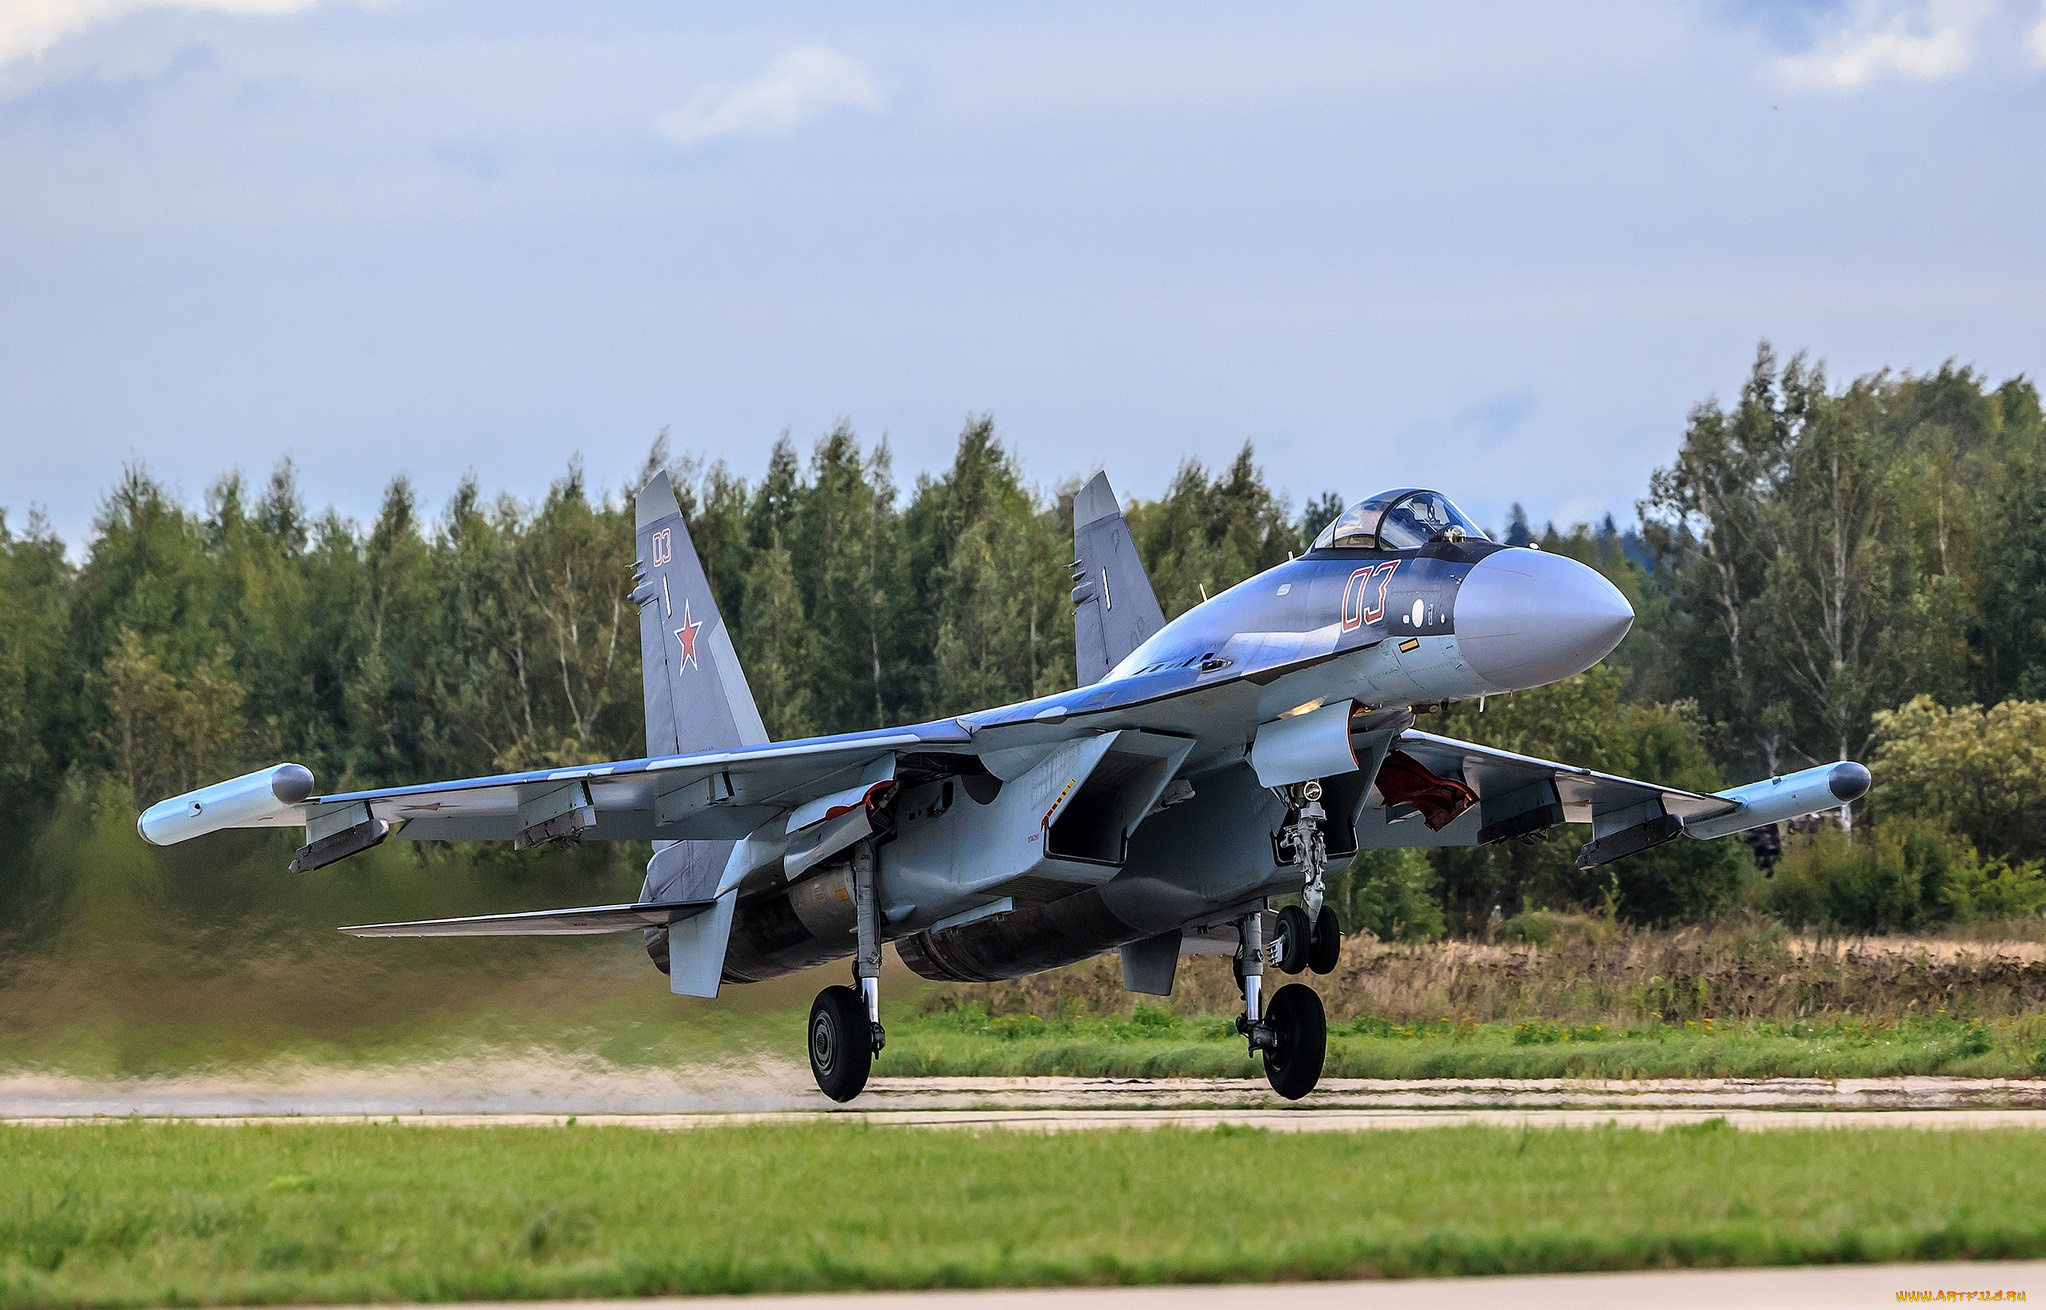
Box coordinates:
[6,1120,2046,1306]
[877,1005,2046,1080]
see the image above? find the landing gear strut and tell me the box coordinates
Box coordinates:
[809,840,886,1103]
[1274,781,1342,975]
[1278,782,1330,922]
[1237,907,1328,1100]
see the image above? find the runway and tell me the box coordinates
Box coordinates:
[9,1067,2046,1130]
[342,1261,2046,1308]
[16,1105,2046,1131]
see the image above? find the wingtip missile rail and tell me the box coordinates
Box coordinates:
[1682,761,1872,842]
[136,763,317,846]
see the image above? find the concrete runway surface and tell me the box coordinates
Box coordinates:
[15,1105,2046,1131]
[348,1262,2046,1308]
[9,1067,2046,1129]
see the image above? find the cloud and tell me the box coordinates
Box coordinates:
[2030,1,2046,64]
[0,0,316,67]
[658,46,880,147]
[1772,0,1989,90]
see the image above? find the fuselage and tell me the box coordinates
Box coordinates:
[718,535,1634,985]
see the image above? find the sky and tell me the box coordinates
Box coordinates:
[2,0,2043,546]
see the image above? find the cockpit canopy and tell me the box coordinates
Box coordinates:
[1310,489,1489,552]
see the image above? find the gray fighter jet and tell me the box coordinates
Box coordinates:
[140,476,1870,1100]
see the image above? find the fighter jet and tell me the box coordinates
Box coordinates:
[139,477,1870,1101]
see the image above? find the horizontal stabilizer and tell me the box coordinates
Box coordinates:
[339,899,716,938]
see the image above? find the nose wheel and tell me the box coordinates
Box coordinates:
[1274,778,1344,977]
[1273,903,1343,974]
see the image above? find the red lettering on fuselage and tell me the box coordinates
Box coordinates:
[1342,562,1400,631]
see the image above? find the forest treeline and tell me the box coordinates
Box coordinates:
[3,343,2044,933]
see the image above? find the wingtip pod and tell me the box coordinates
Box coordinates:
[136,763,317,846]
[1828,760,1872,803]
[1682,761,1871,842]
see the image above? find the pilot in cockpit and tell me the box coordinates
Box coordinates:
[1310,489,1488,552]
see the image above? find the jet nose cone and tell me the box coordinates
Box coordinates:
[1455,549,1633,691]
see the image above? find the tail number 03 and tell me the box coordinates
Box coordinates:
[1341,563,1399,632]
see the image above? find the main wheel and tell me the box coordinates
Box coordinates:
[1261,983,1327,1100]
[808,985,873,1103]
[1274,904,1312,975]
[1309,904,1342,975]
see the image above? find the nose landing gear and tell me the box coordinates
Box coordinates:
[1244,780,1344,1098]
[1274,781,1343,976]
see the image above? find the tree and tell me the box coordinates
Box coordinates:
[741,528,816,740]
[793,425,901,731]
[336,479,442,786]
[1640,344,2012,783]
[903,417,1070,716]
[1502,503,1534,547]
[1976,382,2046,701]
[1870,696,2046,863]
[503,465,636,764]
[1750,379,1919,772]
[95,630,248,802]
[1335,847,1445,941]
[0,510,76,808]
[1640,343,1808,776]
[1126,442,1300,618]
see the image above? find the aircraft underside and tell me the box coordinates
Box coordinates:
[709,756,1287,984]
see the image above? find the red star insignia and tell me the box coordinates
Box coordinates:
[675,600,703,670]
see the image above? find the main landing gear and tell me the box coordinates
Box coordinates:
[1236,908,1329,1099]
[809,841,887,1103]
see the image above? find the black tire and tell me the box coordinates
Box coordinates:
[1275,904,1311,975]
[1261,983,1327,1100]
[808,985,872,1103]
[1309,904,1341,975]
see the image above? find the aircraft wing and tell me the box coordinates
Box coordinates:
[137,627,1361,854]
[1395,728,1739,828]
[319,725,973,844]
[1349,727,1742,866]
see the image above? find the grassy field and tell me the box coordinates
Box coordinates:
[878,1005,2046,1080]
[6,1120,2046,1306]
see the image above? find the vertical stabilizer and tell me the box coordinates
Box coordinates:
[633,471,764,997]
[1071,471,1167,686]
[635,472,768,756]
